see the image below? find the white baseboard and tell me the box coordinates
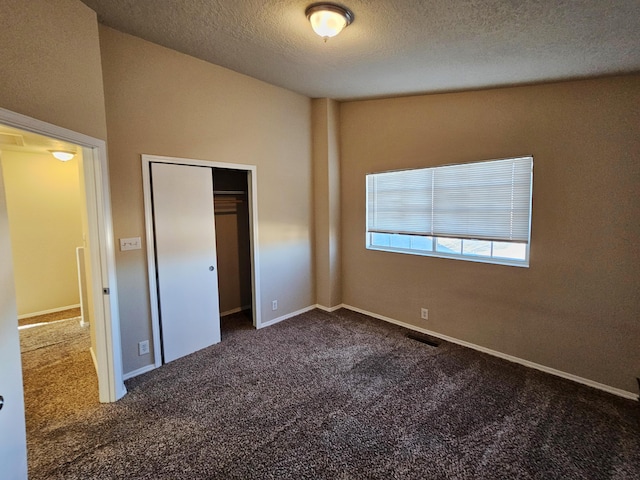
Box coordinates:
[341,304,638,401]
[89,347,98,376]
[316,303,345,313]
[116,383,128,400]
[123,363,157,381]
[220,305,251,317]
[18,303,81,320]
[259,305,317,329]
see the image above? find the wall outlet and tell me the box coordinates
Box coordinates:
[138,340,150,356]
[272,300,278,311]
[421,308,429,320]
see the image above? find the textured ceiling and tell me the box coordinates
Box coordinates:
[80,0,640,100]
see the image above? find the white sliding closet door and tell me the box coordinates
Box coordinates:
[151,162,221,363]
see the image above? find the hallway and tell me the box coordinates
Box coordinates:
[19,308,97,477]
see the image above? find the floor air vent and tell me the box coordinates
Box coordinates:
[406,333,440,347]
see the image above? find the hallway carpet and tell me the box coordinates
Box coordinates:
[18,306,82,327]
[23,309,640,479]
[19,310,98,476]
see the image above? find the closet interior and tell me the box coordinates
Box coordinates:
[213,168,252,327]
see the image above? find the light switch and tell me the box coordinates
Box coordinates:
[120,237,141,251]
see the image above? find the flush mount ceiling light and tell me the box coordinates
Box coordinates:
[306,3,354,41]
[49,150,76,161]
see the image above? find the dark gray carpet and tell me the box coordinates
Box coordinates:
[24,308,639,479]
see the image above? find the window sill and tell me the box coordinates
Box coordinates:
[366,245,530,268]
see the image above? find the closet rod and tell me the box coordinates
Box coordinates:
[213,190,246,195]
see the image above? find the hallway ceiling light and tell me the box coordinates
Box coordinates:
[49,150,76,161]
[306,3,354,41]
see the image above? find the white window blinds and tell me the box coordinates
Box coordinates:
[367,156,533,243]
[367,168,433,235]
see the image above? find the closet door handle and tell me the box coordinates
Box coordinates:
[209,266,215,271]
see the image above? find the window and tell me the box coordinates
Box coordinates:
[366,156,533,267]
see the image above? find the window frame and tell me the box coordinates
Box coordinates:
[365,156,533,268]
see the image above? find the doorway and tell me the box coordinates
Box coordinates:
[214,168,254,334]
[142,154,262,368]
[0,107,125,403]
[0,128,98,404]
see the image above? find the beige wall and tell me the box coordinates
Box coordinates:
[312,98,342,308]
[0,0,107,140]
[1,151,83,315]
[98,27,313,373]
[340,75,640,393]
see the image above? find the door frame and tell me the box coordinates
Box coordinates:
[0,107,126,403]
[142,154,262,369]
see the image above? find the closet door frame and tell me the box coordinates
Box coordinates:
[142,154,262,369]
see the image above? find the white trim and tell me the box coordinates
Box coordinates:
[76,246,87,326]
[315,303,345,313]
[89,347,98,375]
[17,304,80,320]
[0,108,105,151]
[259,305,317,329]
[123,363,156,381]
[341,304,638,401]
[142,154,262,368]
[82,145,125,403]
[220,305,251,317]
[0,107,125,403]
[246,167,262,329]
[141,160,162,369]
